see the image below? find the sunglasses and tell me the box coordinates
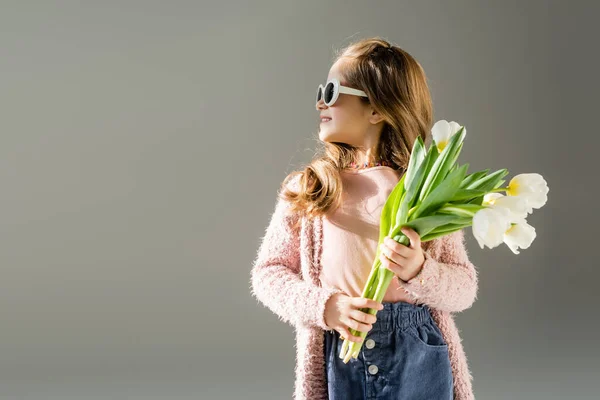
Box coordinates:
[316,77,368,106]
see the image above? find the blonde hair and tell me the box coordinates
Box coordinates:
[281,37,434,225]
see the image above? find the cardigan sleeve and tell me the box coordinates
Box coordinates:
[250,177,344,331]
[398,229,479,313]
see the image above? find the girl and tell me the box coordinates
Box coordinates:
[251,37,478,400]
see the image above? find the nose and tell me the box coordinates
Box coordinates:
[316,98,328,111]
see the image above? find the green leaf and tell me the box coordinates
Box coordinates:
[454,162,468,175]
[412,163,469,220]
[397,214,465,238]
[461,169,489,189]
[446,142,464,173]
[436,203,486,217]
[466,195,484,205]
[465,168,509,205]
[404,137,426,192]
[389,174,406,227]
[431,221,472,233]
[419,126,466,202]
[465,168,509,191]
[378,173,406,245]
[421,225,468,241]
[395,146,437,228]
[449,188,488,202]
[395,190,409,229]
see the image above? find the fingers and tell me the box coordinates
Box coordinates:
[400,227,421,249]
[379,252,400,275]
[341,315,372,334]
[337,297,384,342]
[351,297,384,311]
[381,241,405,266]
[349,309,377,325]
[383,237,411,258]
[339,328,364,343]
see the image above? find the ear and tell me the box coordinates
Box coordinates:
[368,107,386,125]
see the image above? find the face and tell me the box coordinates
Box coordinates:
[316,59,384,147]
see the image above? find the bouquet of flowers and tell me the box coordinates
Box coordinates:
[340,120,549,363]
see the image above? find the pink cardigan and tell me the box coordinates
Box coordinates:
[250,175,478,400]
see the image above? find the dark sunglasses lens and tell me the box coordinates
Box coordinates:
[316,87,322,103]
[324,82,335,104]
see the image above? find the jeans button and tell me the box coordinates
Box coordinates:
[365,339,375,349]
[368,364,379,375]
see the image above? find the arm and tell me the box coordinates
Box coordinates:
[398,229,478,313]
[250,177,344,330]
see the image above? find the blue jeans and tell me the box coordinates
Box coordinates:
[324,301,453,400]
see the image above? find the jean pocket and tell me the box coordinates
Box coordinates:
[406,320,448,350]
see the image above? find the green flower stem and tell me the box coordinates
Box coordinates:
[340,257,380,360]
[341,234,410,362]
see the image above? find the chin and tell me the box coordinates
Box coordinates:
[319,135,329,143]
[318,129,339,143]
[318,130,329,142]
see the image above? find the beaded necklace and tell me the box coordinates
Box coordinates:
[347,159,394,170]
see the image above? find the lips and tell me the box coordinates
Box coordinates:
[320,117,332,123]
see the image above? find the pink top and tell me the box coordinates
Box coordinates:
[319,166,413,302]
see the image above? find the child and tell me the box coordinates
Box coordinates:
[250,37,478,400]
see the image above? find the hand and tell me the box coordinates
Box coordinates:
[323,293,384,343]
[379,227,425,282]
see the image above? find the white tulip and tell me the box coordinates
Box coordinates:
[503,220,536,254]
[431,120,466,153]
[483,193,503,206]
[483,192,529,220]
[472,207,512,249]
[506,173,549,213]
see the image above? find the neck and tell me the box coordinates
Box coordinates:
[349,147,387,169]
[347,159,393,169]
[355,147,379,164]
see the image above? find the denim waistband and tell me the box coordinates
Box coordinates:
[371,301,432,332]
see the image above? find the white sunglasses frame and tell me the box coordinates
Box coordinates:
[316,77,368,106]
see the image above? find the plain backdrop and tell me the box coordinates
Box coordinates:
[1,1,598,399]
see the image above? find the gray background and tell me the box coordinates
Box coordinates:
[1,0,598,399]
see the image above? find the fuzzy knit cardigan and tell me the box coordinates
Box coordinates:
[250,176,478,400]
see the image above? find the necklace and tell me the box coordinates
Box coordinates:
[348,159,394,169]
